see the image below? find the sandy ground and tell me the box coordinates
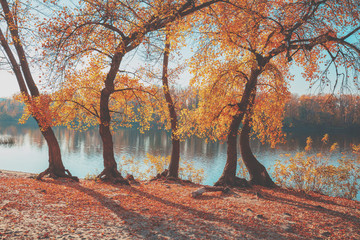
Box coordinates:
[1,169,360,239]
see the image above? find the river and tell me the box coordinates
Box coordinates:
[0,124,359,199]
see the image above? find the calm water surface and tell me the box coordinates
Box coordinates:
[1,124,359,192]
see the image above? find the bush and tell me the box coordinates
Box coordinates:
[272,134,360,199]
[237,158,250,180]
[84,169,100,181]
[119,154,204,184]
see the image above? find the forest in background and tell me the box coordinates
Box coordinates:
[1,94,359,132]
[283,94,360,132]
[0,98,24,123]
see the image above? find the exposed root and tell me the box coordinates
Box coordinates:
[250,178,278,188]
[36,168,79,182]
[151,169,178,181]
[149,169,195,185]
[151,169,169,180]
[191,186,231,198]
[248,169,278,188]
[126,174,140,185]
[97,168,129,185]
[214,176,250,188]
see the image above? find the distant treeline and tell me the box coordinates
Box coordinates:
[1,95,360,131]
[0,98,24,122]
[283,94,360,132]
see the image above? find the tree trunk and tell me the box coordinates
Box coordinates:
[96,52,128,184]
[168,138,180,178]
[240,117,276,187]
[97,120,128,184]
[43,128,64,174]
[215,114,248,187]
[162,34,180,179]
[239,63,275,187]
[37,128,78,181]
[0,3,76,181]
[214,67,261,187]
[97,89,128,184]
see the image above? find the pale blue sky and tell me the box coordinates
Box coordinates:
[0,71,19,98]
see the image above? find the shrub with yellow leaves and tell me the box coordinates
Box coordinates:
[237,158,250,179]
[118,154,204,184]
[273,135,360,199]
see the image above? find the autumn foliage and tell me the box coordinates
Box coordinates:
[273,135,360,199]
[1,1,360,238]
[0,0,359,200]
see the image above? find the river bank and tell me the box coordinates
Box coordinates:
[0,170,359,239]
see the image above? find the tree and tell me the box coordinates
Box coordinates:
[41,0,220,183]
[143,25,192,180]
[160,33,181,178]
[0,0,77,180]
[237,63,286,187]
[187,0,289,186]
[50,58,156,132]
[190,0,360,187]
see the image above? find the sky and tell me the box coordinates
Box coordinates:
[0,71,19,98]
[0,0,358,99]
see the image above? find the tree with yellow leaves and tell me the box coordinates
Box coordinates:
[41,0,221,183]
[189,0,360,187]
[0,0,78,180]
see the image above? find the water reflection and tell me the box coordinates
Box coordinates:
[0,124,359,185]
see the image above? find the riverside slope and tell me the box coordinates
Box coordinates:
[0,170,359,239]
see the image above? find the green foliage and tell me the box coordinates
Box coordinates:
[273,135,360,199]
[118,154,204,184]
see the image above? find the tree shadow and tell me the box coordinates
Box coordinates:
[258,189,360,225]
[46,180,187,239]
[269,187,360,209]
[109,183,292,240]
